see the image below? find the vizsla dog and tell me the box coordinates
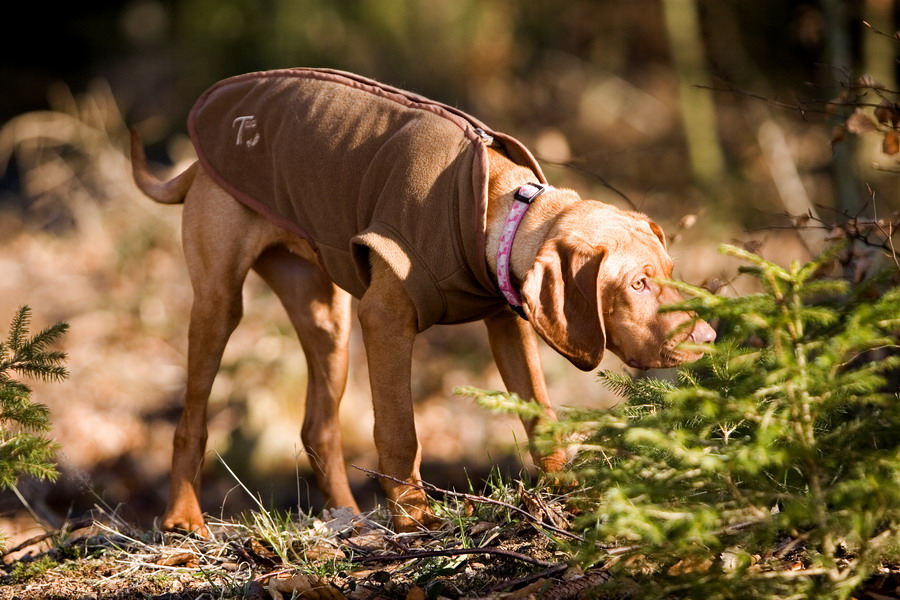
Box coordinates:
[131,68,715,535]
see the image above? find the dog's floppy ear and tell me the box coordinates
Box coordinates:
[647,220,667,251]
[627,211,668,251]
[521,238,606,371]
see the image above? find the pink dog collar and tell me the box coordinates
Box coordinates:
[497,183,548,316]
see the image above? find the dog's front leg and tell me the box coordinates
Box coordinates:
[358,256,441,532]
[485,311,567,472]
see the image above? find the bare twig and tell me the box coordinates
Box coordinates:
[352,465,584,542]
[486,563,571,593]
[773,531,813,560]
[870,187,900,272]
[0,518,94,558]
[535,156,638,210]
[696,76,900,120]
[747,206,899,256]
[354,546,559,570]
[694,82,834,119]
[863,20,900,42]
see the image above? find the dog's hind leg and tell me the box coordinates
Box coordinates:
[162,171,264,536]
[252,245,359,513]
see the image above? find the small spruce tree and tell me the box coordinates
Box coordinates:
[0,306,66,504]
[469,245,900,599]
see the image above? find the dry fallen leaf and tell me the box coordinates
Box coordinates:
[343,531,387,552]
[464,498,476,517]
[518,481,569,530]
[468,521,499,536]
[268,573,344,600]
[302,542,346,562]
[846,109,878,135]
[405,585,426,600]
[825,225,846,241]
[678,213,697,230]
[792,213,811,228]
[874,98,900,127]
[857,73,881,89]
[667,557,714,575]
[504,578,550,600]
[155,551,198,568]
[883,130,900,155]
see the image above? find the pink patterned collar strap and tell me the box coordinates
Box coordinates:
[497,183,549,317]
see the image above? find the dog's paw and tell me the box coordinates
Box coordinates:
[538,448,569,473]
[161,512,210,538]
[391,511,445,533]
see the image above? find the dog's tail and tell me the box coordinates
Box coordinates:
[130,129,197,205]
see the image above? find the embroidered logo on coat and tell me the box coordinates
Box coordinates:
[232,116,260,147]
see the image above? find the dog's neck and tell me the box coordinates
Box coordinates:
[485,149,578,286]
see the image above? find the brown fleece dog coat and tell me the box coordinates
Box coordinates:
[189,68,546,330]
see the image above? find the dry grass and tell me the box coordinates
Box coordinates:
[0,473,597,599]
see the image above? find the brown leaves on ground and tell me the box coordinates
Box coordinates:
[268,573,345,600]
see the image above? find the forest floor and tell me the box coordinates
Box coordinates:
[0,482,616,600]
[5,487,900,600]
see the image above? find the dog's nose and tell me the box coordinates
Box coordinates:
[689,320,716,344]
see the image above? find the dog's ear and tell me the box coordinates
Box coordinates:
[521,238,606,371]
[647,220,667,251]
[626,211,668,251]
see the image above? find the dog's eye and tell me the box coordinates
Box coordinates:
[631,278,648,292]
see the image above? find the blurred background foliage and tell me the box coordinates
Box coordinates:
[1,0,898,547]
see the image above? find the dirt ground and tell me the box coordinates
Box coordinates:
[0,495,612,600]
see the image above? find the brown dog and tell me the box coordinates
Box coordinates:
[131,68,714,535]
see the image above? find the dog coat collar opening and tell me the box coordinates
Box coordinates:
[497,183,549,317]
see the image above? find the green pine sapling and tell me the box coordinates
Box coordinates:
[466,244,900,599]
[0,306,66,496]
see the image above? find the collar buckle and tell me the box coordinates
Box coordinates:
[513,182,547,204]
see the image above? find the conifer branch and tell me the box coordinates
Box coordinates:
[539,245,900,598]
[0,306,66,503]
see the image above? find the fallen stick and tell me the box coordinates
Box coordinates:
[353,545,561,570]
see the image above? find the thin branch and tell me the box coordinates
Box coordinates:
[353,546,560,570]
[351,465,584,542]
[870,187,900,271]
[697,78,900,120]
[745,205,899,255]
[0,517,94,558]
[535,156,638,210]
[694,82,833,119]
[486,563,571,593]
[862,20,900,42]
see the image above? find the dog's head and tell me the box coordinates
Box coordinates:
[520,202,715,371]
